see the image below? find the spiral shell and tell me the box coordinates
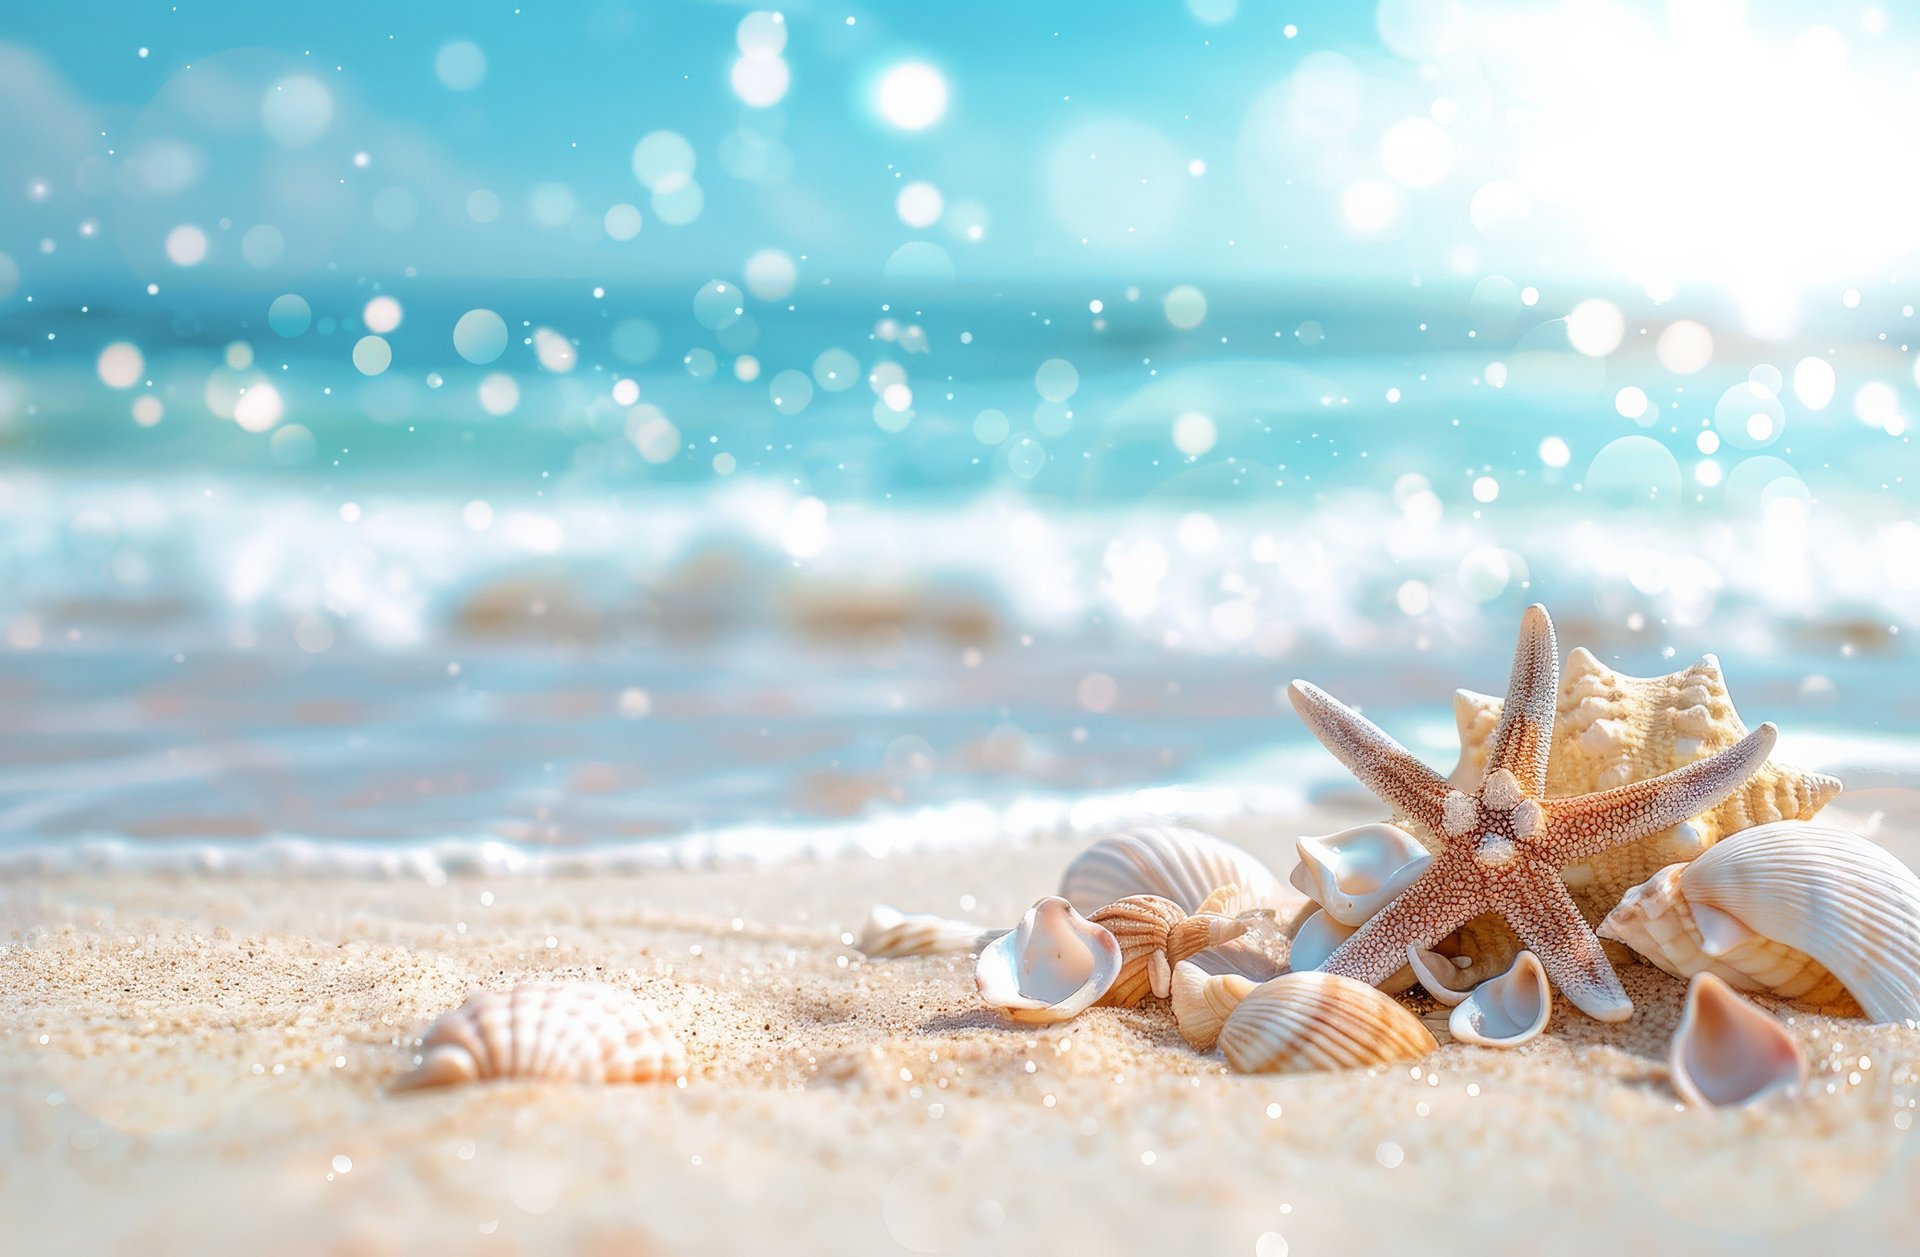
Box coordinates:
[1669,973,1807,1108]
[1170,960,1254,1052]
[1600,821,1920,1022]
[975,896,1123,1023]
[1218,971,1437,1075]
[394,982,685,1090]
[1087,894,1247,1006]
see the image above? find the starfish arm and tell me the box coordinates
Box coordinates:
[1502,873,1632,1022]
[1543,723,1779,862]
[1286,680,1452,832]
[1315,871,1477,988]
[1483,603,1558,795]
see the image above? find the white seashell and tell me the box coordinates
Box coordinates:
[1600,821,1920,1022]
[856,904,990,959]
[1289,822,1432,927]
[1087,894,1247,1006]
[1285,907,1355,972]
[1669,972,1807,1108]
[974,896,1123,1023]
[394,982,685,1090]
[1060,825,1290,916]
[1218,971,1438,1074]
[1448,951,1550,1048]
[1406,944,1476,1006]
[1170,960,1255,1052]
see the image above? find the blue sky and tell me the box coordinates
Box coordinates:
[5,2,1918,330]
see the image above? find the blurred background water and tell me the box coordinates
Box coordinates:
[2,1,1917,870]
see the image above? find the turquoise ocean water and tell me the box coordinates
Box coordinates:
[2,3,1917,871]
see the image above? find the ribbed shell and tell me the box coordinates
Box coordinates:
[1087,895,1245,1006]
[1603,821,1920,1023]
[395,982,685,1090]
[1598,866,1855,1010]
[856,904,989,959]
[1170,961,1254,1052]
[1444,649,1841,985]
[1669,973,1807,1108]
[1218,972,1437,1075]
[1060,826,1290,916]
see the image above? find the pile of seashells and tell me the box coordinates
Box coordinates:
[932,607,1920,1109]
[386,606,1920,1113]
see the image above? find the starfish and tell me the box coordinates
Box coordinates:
[1286,604,1777,1022]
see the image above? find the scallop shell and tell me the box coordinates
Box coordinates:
[1087,894,1247,1006]
[1060,825,1290,916]
[1669,972,1807,1108]
[1406,944,1475,1006]
[974,896,1123,1023]
[1170,960,1255,1052]
[1600,821,1918,1021]
[1288,822,1432,927]
[1444,649,1841,985]
[1448,951,1550,1048]
[1218,971,1438,1075]
[394,982,685,1090]
[856,904,991,959]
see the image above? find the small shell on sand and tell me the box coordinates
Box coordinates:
[1448,951,1550,1049]
[394,982,686,1090]
[1406,944,1475,1006]
[1218,971,1437,1075]
[975,896,1123,1023]
[1669,973,1807,1108]
[856,904,991,959]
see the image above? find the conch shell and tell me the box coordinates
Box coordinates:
[1060,825,1290,917]
[1600,821,1920,1022]
[1288,822,1431,927]
[856,904,991,959]
[1170,960,1255,1051]
[1218,971,1437,1075]
[1669,972,1807,1107]
[1444,648,1841,983]
[975,896,1123,1023]
[1087,894,1247,1006]
[394,982,685,1090]
[1447,951,1550,1048]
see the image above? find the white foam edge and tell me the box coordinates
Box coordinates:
[0,781,1304,882]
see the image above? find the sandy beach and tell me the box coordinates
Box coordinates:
[5,793,1917,1257]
